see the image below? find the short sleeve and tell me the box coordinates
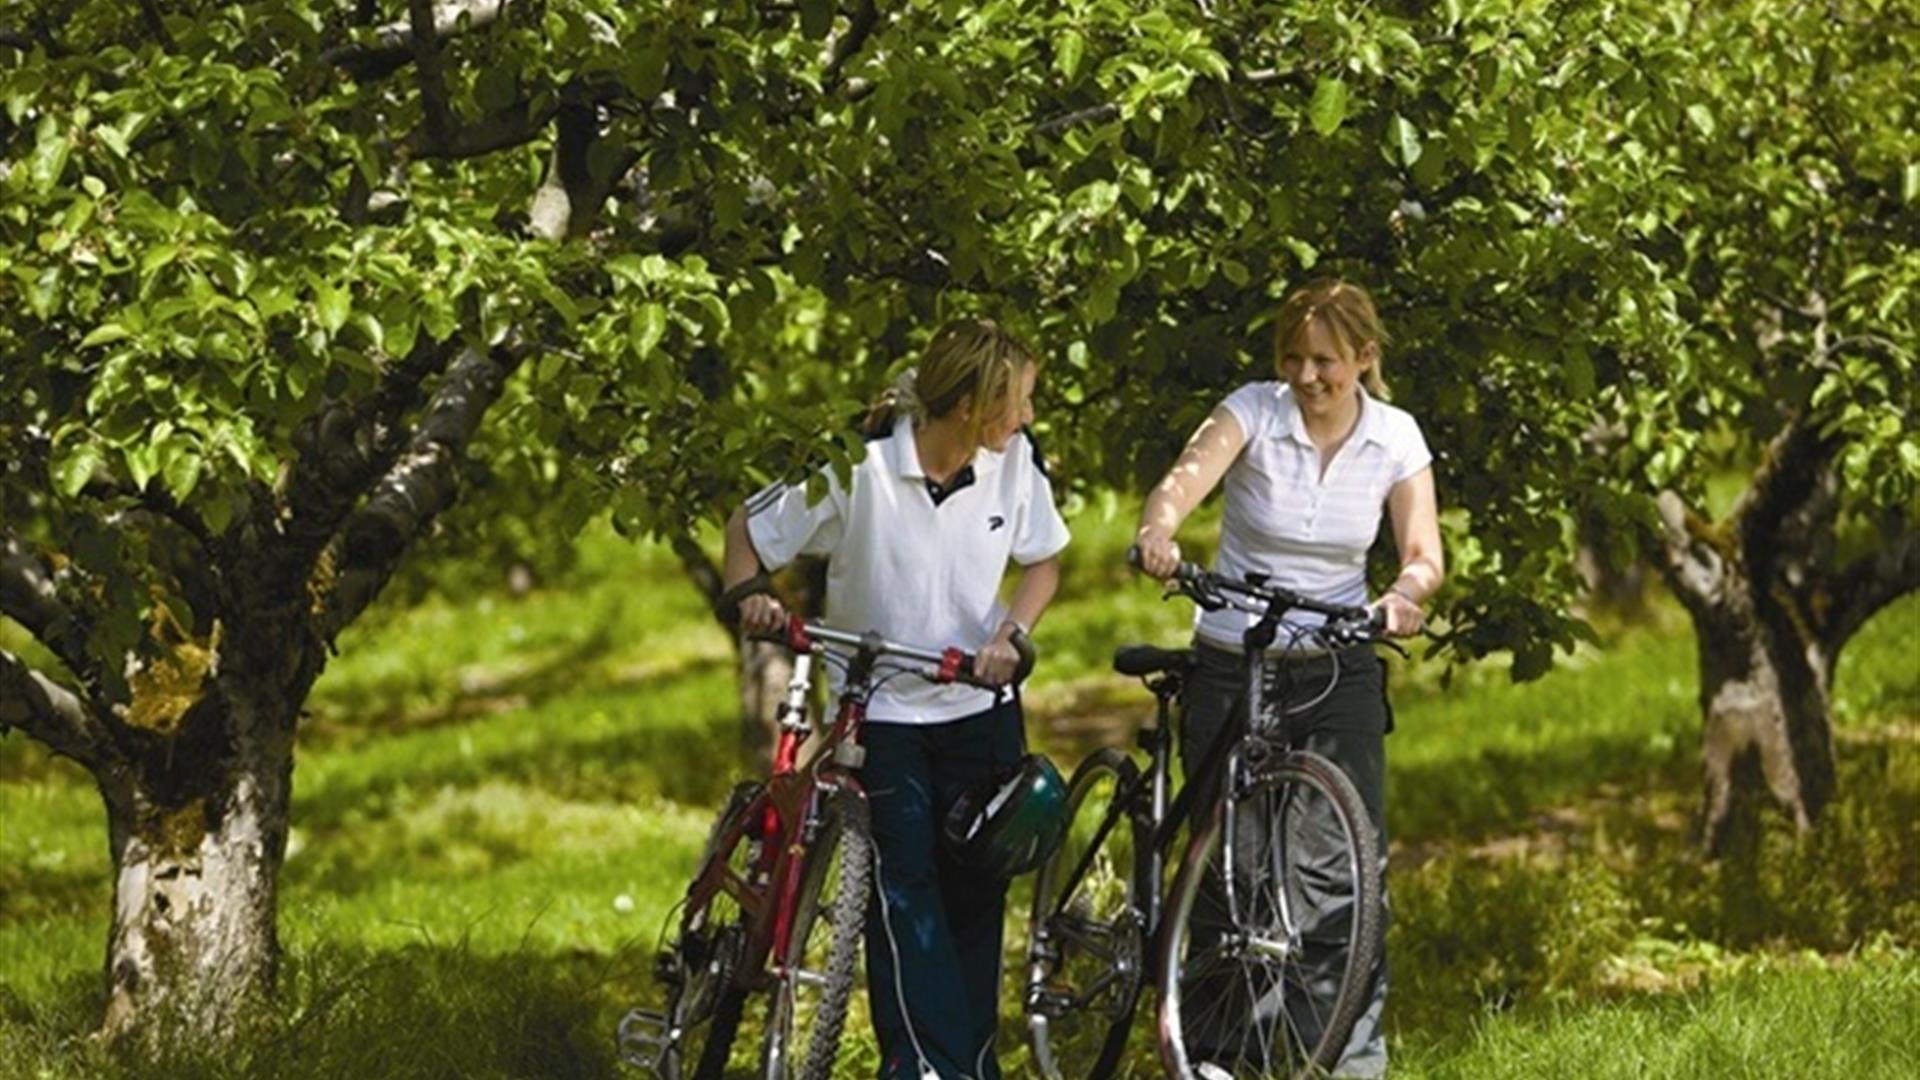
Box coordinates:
[743,471,846,570]
[1219,381,1277,439]
[1391,414,1434,485]
[1011,440,1071,566]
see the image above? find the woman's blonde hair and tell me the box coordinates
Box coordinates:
[1273,279,1391,398]
[864,318,1037,442]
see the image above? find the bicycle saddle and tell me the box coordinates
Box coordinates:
[1112,644,1196,677]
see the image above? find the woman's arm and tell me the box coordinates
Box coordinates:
[722,505,786,633]
[1133,406,1249,578]
[1377,466,1444,637]
[974,555,1062,686]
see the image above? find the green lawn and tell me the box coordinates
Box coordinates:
[2,515,1915,1078]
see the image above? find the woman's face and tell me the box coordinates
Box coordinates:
[1279,317,1373,421]
[979,362,1037,453]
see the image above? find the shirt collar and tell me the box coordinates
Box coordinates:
[1274,384,1387,448]
[884,418,1006,479]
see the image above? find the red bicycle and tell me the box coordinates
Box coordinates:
[619,616,1031,1080]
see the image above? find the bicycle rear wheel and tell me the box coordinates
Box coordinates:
[760,787,873,1080]
[1157,750,1382,1080]
[663,782,763,1080]
[1025,747,1148,1080]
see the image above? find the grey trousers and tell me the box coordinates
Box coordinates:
[1177,641,1391,1079]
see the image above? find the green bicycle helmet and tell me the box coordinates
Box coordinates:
[943,753,1069,878]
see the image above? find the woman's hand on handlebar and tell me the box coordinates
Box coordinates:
[1373,589,1425,638]
[973,627,1022,687]
[738,594,789,636]
[1131,531,1181,580]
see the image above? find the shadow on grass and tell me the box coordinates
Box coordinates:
[0,942,634,1080]
[293,663,748,832]
[1389,730,1919,1038]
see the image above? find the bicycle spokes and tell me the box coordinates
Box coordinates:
[1162,754,1382,1080]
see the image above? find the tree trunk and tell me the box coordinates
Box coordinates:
[1683,569,1836,856]
[738,640,794,768]
[98,691,295,1044]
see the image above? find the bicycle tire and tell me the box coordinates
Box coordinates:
[761,788,873,1080]
[664,783,762,1080]
[1026,746,1149,1080]
[1157,750,1382,1080]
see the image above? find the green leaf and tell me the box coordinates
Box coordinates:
[1389,114,1423,167]
[1685,103,1715,139]
[163,444,204,502]
[315,282,350,335]
[1904,162,1919,204]
[30,113,71,194]
[124,441,157,492]
[629,304,668,358]
[1055,30,1085,82]
[54,441,105,498]
[1308,77,1349,136]
[80,324,131,348]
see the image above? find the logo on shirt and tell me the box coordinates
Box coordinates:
[988,515,1006,531]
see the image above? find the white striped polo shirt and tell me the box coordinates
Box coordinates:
[1196,382,1432,650]
[746,419,1071,724]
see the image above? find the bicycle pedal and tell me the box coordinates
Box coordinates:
[1026,986,1076,1016]
[615,1008,673,1071]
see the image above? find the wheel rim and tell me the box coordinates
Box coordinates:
[1162,763,1369,1079]
[1027,758,1142,1078]
[764,795,868,1080]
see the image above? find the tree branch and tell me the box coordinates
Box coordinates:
[1034,103,1121,137]
[322,0,511,82]
[411,98,560,160]
[823,0,880,90]
[315,341,532,641]
[1650,490,1728,611]
[407,0,455,148]
[1729,409,1845,570]
[0,650,111,771]
[0,532,107,702]
[278,336,466,574]
[1823,529,1920,648]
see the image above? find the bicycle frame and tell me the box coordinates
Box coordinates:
[1043,582,1371,983]
[681,618,985,992]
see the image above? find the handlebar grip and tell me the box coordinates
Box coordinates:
[1367,606,1389,635]
[952,628,1036,689]
[1127,543,1205,584]
[1009,626,1037,684]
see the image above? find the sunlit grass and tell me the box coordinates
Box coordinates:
[2,517,1915,1078]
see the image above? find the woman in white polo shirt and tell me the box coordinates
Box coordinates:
[1133,279,1443,1080]
[720,318,1071,1080]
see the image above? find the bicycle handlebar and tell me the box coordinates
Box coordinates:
[1126,545,1388,641]
[755,616,1035,689]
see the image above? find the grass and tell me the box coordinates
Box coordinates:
[2,509,1916,1078]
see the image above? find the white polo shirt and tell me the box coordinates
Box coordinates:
[745,419,1071,724]
[1197,382,1432,650]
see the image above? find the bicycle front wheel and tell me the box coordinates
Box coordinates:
[1157,750,1382,1080]
[1026,747,1148,1080]
[760,786,873,1080]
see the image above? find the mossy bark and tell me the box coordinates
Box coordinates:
[98,687,296,1045]
[1684,570,1836,855]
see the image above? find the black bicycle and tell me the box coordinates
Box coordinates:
[1023,555,1393,1080]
